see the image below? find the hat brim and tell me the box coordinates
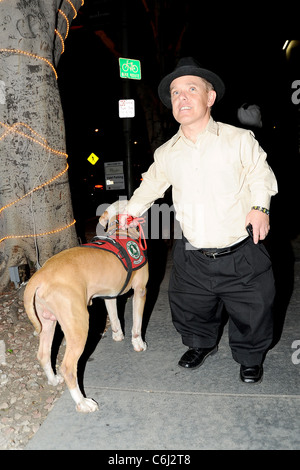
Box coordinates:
[158,65,225,109]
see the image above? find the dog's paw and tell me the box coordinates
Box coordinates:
[132,336,147,352]
[76,398,99,413]
[112,330,125,342]
[47,373,64,386]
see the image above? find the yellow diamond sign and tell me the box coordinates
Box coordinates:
[87,153,99,165]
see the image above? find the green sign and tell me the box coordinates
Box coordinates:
[119,58,141,80]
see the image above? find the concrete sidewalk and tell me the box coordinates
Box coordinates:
[26,243,300,451]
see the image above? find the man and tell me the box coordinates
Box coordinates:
[123,57,278,384]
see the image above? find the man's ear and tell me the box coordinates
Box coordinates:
[207,90,217,108]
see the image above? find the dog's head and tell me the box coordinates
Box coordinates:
[98,199,147,249]
[99,199,129,230]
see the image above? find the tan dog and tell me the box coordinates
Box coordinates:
[23,200,148,412]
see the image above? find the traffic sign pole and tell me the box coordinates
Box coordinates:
[121,0,133,198]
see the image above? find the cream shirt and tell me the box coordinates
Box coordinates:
[126,117,278,249]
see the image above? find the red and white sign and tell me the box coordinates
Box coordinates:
[118,99,135,118]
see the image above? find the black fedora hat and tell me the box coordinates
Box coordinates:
[158,57,225,109]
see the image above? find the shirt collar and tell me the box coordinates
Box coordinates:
[173,117,220,147]
[206,117,220,136]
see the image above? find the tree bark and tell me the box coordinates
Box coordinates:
[0,0,82,291]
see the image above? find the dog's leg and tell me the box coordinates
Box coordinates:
[131,286,147,352]
[60,309,99,413]
[36,315,64,386]
[104,298,124,342]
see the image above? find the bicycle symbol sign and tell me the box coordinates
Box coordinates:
[119,58,141,80]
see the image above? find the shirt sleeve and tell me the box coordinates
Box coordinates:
[242,131,278,209]
[126,149,171,216]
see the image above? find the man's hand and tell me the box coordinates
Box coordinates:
[118,213,140,229]
[245,210,270,245]
[118,212,130,229]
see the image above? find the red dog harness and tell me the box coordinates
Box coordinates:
[84,236,147,271]
[83,216,147,297]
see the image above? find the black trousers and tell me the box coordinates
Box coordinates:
[168,237,275,366]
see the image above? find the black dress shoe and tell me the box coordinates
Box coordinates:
[178,346,218,370]
[240,365,263,384]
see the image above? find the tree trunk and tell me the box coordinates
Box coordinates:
[0,0,82,292]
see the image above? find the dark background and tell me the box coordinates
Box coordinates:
[56,1,300,241]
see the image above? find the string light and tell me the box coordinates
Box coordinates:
[0,219,76,245]
[55,28,65,54]
[0,122,72,242]
[0,162,70,215]
[0,1,85,71]
[0,48,58,80]
[0,122,68,158]
[58,9,70,39]
[0,1,85,245]
[56,1,85,53]
[66,0,78,19]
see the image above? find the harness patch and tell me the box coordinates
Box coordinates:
[126,240,144,266]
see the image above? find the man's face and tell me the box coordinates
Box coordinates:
[170,75,216,126]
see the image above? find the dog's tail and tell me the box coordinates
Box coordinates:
[23,276,42,334]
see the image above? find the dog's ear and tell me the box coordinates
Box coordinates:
[99,210,109,228]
